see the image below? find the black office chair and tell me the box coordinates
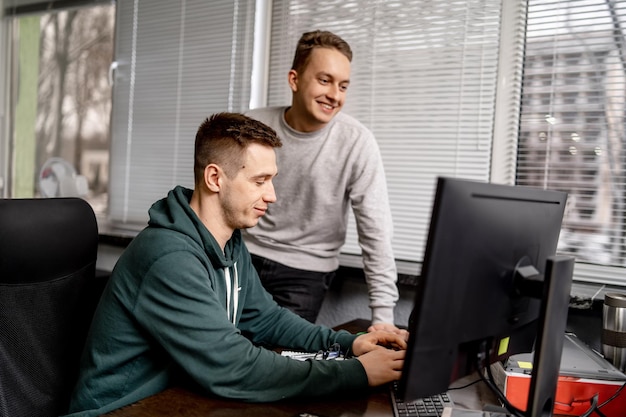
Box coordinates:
[0,197,103,417]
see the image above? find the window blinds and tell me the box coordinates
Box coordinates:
[108,0,256,225]
[265,0,507,272]
[518,0,626,286]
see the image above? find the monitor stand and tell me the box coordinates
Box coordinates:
[523,255,575,417]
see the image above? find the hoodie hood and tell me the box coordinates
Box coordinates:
[147,186,242,269]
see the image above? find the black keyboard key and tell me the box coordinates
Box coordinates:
[390,382,455,417]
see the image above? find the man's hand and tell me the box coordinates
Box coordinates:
[352,330,407,356]
[351,330,407,387]
[368,322,409,341]
[356,348,405,386]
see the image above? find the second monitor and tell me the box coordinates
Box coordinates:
[399,177,574,417]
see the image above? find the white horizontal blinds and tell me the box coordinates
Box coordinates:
[267,0,503,268]
[109,0,256,225]
[517,0,626,284]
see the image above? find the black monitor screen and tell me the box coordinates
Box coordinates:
[399,177,568,404]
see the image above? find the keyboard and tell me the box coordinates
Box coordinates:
[390,382,454,417]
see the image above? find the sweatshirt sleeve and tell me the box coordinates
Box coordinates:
[135,252,368,402]
[349,131,399,324]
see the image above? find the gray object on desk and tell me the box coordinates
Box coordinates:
[506,332,626,381]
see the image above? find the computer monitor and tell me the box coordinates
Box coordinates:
[398,177,574,416]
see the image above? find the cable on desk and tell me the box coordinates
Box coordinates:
[477,341,525,417]
[577,394,598,417]
[596,380,626,410]
[577,379,626,417]
[447,377,481,391]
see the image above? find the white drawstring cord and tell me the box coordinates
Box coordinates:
[223,263,239,324]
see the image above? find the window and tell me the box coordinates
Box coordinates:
[264,0,523,274]
[3,1,114,215]
[517,0,626,285]
[108,0,256,226]
[7,0,621,287]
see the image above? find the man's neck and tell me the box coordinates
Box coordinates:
[189,190,231,251]
[284,106,327,133]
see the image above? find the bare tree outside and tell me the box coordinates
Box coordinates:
[35,5,114,212]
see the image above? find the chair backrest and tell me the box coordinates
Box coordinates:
[0,197,102,417]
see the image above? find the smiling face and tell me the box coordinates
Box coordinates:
[219,142,278,231]
[286,47,351,132]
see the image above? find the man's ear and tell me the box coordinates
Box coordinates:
[204,164,221,192]
[287,69,298,93]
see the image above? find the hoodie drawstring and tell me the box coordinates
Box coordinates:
[223,262,239,324]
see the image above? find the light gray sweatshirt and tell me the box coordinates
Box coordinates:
[243,107,398,323]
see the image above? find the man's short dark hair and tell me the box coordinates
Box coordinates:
[291,30,352,74]
[194,112,282,183]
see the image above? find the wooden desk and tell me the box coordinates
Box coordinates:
[103,319,497,417]
[103,385,394,417]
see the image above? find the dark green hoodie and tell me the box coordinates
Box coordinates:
[65,187,368,416]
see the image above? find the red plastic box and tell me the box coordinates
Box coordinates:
[493,333,626,417]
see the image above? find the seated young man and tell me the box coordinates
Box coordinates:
[64,113,406,417]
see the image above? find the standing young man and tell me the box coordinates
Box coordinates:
[244,30,400,328]
[64,113,406,417]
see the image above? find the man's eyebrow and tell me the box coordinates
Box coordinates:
[251,172,276,179]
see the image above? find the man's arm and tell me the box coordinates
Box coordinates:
[137,253,368,402]
[349,132,399,325]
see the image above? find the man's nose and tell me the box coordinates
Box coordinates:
[327,83,341,101]
[264,181,277,203]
